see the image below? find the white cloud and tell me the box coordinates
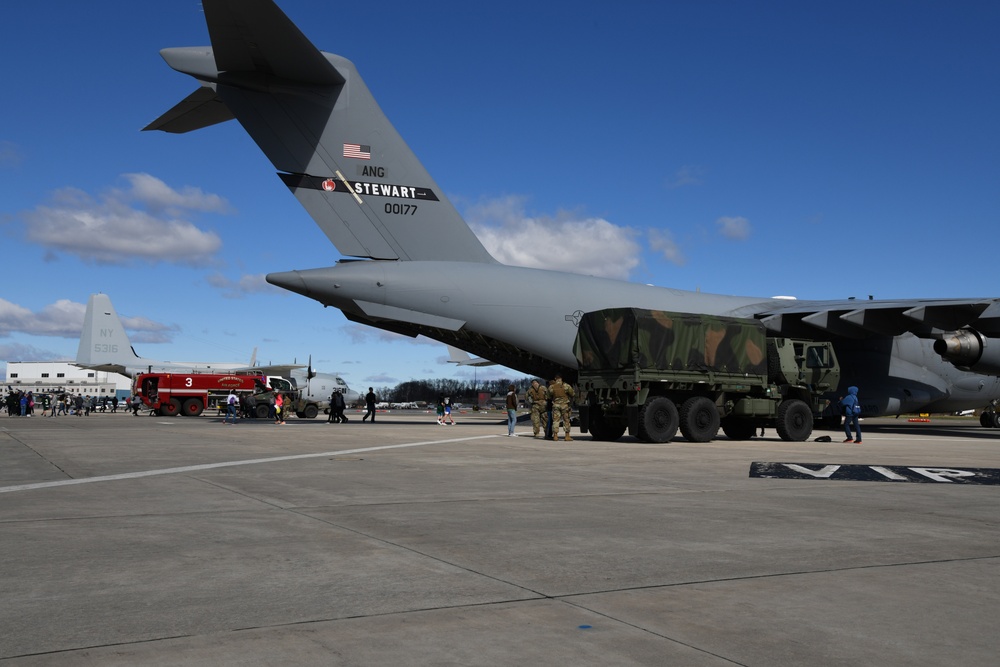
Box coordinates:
[117,313,178,344]
[716,216,751,240]
[0,298,85,338]
[648,229,686,266]
[20,174,227,265]
[465,196,641,280]
[119,173,233,216]
[0,297,176,344]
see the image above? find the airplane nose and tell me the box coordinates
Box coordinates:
[266,270,309,297]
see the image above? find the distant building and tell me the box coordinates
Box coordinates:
[4,361,132,398]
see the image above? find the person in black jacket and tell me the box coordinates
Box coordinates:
[362,388,377,423]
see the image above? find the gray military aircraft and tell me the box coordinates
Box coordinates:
[146,0,1000,423]
[76,293,358,408]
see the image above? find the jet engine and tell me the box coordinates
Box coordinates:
[934,329,1000,375]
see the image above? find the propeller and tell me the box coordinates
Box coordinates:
[305,355,317,400]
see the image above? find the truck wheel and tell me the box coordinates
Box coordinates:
[589,413,626,441]
[160,398,181,417]
[776,399,812,441]
[721,418,757,441]
[302,404,319,419]
[679,396,720,442]
[255,404,270,419]
[182,398,204,417]
[638,396,678,443]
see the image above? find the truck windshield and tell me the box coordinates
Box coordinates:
[806,346,831,368]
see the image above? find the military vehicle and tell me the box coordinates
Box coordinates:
[575,309,840,443]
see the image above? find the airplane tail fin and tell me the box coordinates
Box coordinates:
[75,294,142,373]
[145,0,496,265]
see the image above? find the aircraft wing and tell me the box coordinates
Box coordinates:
[235,364,306,377]
[751,297,1000,338]
[750,297,1000,375]
[74,362,129,376]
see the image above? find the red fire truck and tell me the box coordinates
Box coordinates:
[133,372,272,417]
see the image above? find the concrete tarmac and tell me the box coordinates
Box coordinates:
[1,410,998,665]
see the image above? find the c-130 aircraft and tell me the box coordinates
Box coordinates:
[146,0,1000,426]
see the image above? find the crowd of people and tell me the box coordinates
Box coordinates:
[3,389,127,417]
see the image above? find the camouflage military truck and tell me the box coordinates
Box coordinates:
[574,308,840,443]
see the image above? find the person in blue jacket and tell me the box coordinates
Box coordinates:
[839,386,862,444]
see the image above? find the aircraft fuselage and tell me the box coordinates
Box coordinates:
[268,261,1000,416]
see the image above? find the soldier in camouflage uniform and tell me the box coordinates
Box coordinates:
[526,379,549,438]
[548,374,575,441]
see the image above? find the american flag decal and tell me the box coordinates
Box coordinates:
[343,143,371,160]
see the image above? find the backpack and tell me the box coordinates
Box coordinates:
[852,403,862,415]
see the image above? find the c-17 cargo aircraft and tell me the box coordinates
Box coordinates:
[145,0,1000,427]
[76,293,358,411]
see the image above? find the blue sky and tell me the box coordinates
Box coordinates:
[2,1,998,387]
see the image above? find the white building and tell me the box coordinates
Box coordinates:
[4,361,132,398]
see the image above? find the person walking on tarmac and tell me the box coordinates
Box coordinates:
[224,390,239,425]
[362,388,377,422]
[549,374,575,441]
[441,395,455,425]
[274,392,286,425]
[330,389,348,423]
[336,390,348,422]
[526,379,549,439]
[326,389,340,424]
[505,384,519,436]
[839,386,862,443]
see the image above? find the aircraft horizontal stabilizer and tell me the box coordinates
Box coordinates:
[446,345,497,367]
[143,85,234,134]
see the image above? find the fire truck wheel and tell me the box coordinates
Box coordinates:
[160,398,181,417]
[182,398,204,417]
